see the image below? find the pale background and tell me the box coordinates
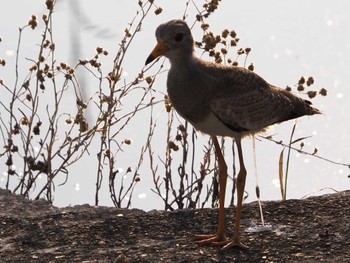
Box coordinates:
[0,0,349,210]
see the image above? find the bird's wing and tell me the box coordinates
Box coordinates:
[208,66,303,132]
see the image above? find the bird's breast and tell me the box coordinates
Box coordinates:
[167,68,212,123]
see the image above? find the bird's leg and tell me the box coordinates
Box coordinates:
[222,138,248,249]
[195,136,230,246]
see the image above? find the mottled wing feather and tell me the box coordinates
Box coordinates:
[207,66,315,132]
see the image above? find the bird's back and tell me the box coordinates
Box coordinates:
[194,59,321,134]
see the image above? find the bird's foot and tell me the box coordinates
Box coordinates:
[195,234,248,250]
[221,239,249,250]
[194,234,230,247]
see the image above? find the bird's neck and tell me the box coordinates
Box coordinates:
[168,51,196,67]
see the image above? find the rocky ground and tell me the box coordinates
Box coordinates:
[0,188,349,263]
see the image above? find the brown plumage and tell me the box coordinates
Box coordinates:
[146,19,320,249]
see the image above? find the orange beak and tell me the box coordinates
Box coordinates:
[145,42,168,65]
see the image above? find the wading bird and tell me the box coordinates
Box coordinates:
[145,20,320,249]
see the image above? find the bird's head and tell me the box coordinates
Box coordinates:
[145,20,194,65]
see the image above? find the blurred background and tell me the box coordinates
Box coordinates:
[0,0,349,211]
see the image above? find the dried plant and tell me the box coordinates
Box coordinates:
[0,0,346,212]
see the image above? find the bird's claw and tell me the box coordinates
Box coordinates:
[222,239,249,250]
[194,234,229,246]
[194,234,248,250]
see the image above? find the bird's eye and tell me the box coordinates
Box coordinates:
[174,33,184,42]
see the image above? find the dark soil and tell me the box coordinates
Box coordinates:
[1,188,349,263]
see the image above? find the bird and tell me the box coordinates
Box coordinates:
[145,19,321,249]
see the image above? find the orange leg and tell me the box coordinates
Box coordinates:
[222,138,248,249]
[195,136,229,246]
[195,136,248,249]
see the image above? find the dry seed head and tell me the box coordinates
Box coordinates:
[28,16,38,30]
[60,63,67,69]
[104,149,111,157]
[43,40,50,48]
[237,48,245,55]
[286,86,292,92]
[164,95,172,112]
[124,28,132,37]
[222,29,229,38]
[22,80,30,89]
[49,43,55,51]
[201,23,210,31]
[89,59,101,68]
[5,155,13,166]
[175,134,182,141]
[297,84,305,91]
[96,47,103,54]
[178,124,186,133]
[20,117,29,126]
[79,118,88,132]
[306,76,314,86]
[0,59,6,66]
[248,63,254,71]
[26,94,32,101]
[230,39,237,47]
[319,87,327,96]
[39,56,45,62]
[65,118,73,125]
[29,65,38,71]
[124,139,132,145]
[230,30,237,38]
[11,145,18,153]
[154,7,163,15]
[33,122,41,135]
[202,32,217,50]
[145,76,153,85]
[79,59,88,65]
[215,56,222,64]
[307,90,317,99]
[45,0,54,10]
[220,48,227,55]
[168,141,179,151]
[42,14,48,23]
[7,169,15,175]
[195,41,202,48]
[298,76,306,85]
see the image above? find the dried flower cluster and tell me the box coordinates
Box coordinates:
[286,76,328,99]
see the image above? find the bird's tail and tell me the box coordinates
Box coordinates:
[303,99,322,115]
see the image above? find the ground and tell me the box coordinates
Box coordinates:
[0,188,349,263]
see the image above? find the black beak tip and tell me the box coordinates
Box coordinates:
[145,54,155,66]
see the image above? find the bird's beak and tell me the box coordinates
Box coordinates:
[145,42,168,65]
